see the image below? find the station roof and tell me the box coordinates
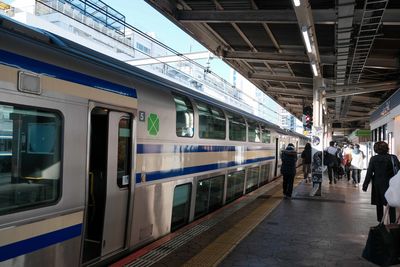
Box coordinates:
[146,0,400,133]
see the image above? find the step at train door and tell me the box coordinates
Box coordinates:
[82,107,132,264]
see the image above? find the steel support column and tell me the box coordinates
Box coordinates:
[310,77,324,196]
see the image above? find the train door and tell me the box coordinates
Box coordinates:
[82,107,132,264]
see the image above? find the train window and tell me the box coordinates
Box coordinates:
[194,175,224,219]
[197,102,226,140]
[171,183,192,232]
[226,170,245,203]
[259,164,271,186]
[227,112,246,141]
[246,166,259,193]
[261,125,271,143]
[0,104,62,215]
[383,124,387,141]
[117,117,131,188]
[248,121,261,142]
[173,94,194,138]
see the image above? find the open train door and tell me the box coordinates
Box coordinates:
[82,107,132,264]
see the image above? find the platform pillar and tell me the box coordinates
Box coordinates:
[310,77,325,196]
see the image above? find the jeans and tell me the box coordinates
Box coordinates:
[303,163,311,179]
[283,174,295,197]
[352,169,361,184]
[327,164,338,183]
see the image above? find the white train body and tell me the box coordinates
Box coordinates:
[0,16,307,266]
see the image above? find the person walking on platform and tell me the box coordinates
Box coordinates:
[350,144,364,187]
[301,143,312,183]
[363,141,399,223]
[281,143,298,199]
[324,141,339,184]
[343,144,353,181]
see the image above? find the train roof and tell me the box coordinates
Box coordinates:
[0,15,307,139]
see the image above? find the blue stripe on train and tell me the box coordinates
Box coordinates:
[0,49,137,98]
[135,156,275,183]
[136,144,272,154]
[0,224,82,262]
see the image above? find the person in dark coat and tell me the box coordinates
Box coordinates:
[324,141,339,184]
[301,143,312,183]
[281,143,298,198]
[363,141,400,223]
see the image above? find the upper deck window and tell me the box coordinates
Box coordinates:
[227,112,246,141]
[197,102,226,140]
[0,103,62,215]
[261,125,271,143]
[173,94,194,138]
[248,120,260,142]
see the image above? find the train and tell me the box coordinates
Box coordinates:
[0,15,308,266]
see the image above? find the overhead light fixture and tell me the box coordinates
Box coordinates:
[301,27,312,53]
[293,0,301,6]
[311,62,318,76]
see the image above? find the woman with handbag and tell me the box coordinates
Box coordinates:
[363,141,399,223]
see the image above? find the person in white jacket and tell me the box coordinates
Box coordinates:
[351,144,364,186]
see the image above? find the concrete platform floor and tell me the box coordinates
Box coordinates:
[115,171,398,267]
[219,176,386,267]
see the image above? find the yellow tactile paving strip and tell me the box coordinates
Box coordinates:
[183,174,304,267]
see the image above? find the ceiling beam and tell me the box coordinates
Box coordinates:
[176,9,400,25]
[325,86,398,98]
[329,116,370,122]
[351,95,381,103]
[265,87,313,97]
[221,50,335,65]
[249,73,313,84]
[365,57,399,69]
[277,96,305,103]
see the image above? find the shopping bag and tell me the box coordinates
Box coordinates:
[385,171,400,208]
[362,223,400,266]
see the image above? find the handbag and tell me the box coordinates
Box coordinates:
[362,207,400,266]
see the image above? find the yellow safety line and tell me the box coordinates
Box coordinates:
[183,175,304,267]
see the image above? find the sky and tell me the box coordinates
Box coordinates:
[102,0,232,80]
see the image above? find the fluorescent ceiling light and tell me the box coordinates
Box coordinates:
[301,27,312,53]
[293,0,301,6]
[311,63,318,76]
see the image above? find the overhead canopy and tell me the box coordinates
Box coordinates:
[146,0,400,133]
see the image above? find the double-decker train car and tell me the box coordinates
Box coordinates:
[0,16,308,266]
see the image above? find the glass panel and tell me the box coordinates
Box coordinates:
[197,102,226,139]
[194,175,225,218]
[227,113,246,141]
[117,117,131,188]
[195,179,210,218]
[261,125,271,143]
[246,166,259,193]
[208,175,224,212]
[171,183,192,231]
[226,170,245,203]
[0,104,62,215]
[383,124,387,141]
[248,121,260,142]
[259,164,271,185]
[173,94,194,137]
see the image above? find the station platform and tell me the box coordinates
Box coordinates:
[111,172,381,267]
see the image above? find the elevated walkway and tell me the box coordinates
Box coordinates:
[112,171,380,267]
